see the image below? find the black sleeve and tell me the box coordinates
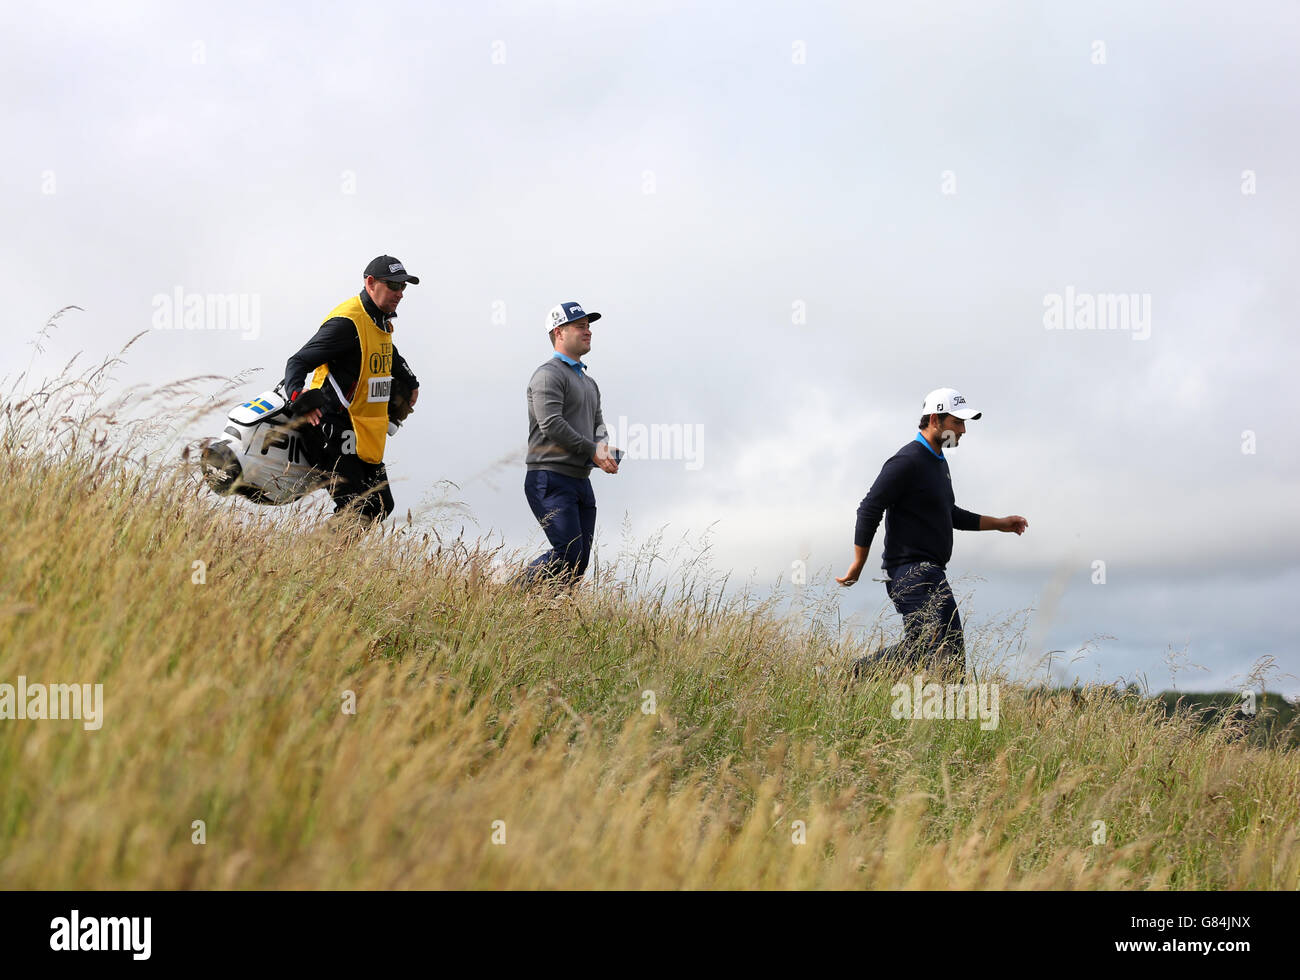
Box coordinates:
[283,318,360,399]
[952,505,981,531]
[392,343,418,390]
[853,453,912,550]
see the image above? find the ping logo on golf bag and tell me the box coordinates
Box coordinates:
[242,398,276,416]
[259,427,307,464]
[368,376,392,402]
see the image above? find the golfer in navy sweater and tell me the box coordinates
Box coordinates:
[836,387,1027,676]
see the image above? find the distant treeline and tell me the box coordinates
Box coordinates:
[1154,690,1299,750]
[1037,687,1298,750]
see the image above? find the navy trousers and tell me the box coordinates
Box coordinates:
[523,469,597,583]
[869,561,966,674]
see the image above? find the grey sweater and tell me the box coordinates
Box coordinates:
[526,357,608,478]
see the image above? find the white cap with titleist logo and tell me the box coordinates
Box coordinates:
[922,387,982,420]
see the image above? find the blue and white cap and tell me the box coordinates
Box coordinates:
[546,301,601,332]
[922,387,981,420]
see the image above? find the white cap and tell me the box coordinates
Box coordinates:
[922,387,981,420]
[546,301,601,333]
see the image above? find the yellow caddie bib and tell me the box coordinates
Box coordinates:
[306,295,394,464]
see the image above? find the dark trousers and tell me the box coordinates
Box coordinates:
[864,561,966,675]
[523,469,596,583]
[302,412,394,523]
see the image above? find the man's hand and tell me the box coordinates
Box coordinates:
[836,563,864,586]
[389,381,417,424]
[289,388,326,427]
[999,515,1028,534]
[836,545,871,586]
[593,442,620,474]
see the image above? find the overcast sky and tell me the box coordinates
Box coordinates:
[3,1,1297,697]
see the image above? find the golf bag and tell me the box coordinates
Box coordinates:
[199,386,329,504]
[199,380,413,505]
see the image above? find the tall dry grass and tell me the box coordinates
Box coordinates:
[1,337,1297,889]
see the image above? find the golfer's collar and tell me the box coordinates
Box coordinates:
[552,351,586,372]
[914,431,943,459]
[359,290,395,329]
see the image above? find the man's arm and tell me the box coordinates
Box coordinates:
[590,379,617,474]
[392,344,418,390]
[283,317,359,402]
[976,514,1028,533]
[392,344,419,409]
[837,455,911,585]
[953,506,1029,533]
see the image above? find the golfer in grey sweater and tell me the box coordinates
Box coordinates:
[522,301,620,584]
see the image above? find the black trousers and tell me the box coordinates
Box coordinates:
[302,412,394,522]
[864,561,966,675]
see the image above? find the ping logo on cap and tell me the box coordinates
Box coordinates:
[546,301,601,332]
[388,262,404,273]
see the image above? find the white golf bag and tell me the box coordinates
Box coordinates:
[201,374,412,505]
[199,386,332,505]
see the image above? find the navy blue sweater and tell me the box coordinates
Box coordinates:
[854,436,982,571]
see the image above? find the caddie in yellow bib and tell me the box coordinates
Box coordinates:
[306,294,393,464]
[281,255,422,523]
